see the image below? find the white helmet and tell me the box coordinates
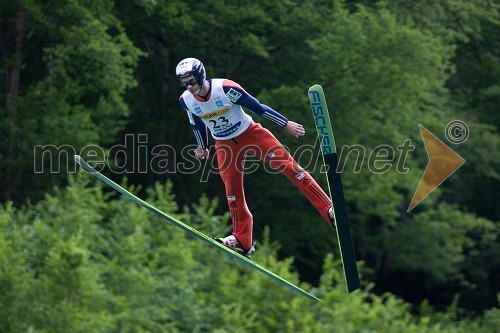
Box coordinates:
[175,57,206,86]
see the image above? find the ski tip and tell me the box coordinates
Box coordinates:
[308,84,323,92]
[74,155,97,174]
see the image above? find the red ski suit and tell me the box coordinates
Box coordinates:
[179,79,332,251]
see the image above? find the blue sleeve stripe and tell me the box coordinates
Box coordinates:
[189,113,209,148]
[182,97,209,148]
[193,129,209,148]
[262,111,288,127]
[193,130,203,146]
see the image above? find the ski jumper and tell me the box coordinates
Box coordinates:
[179,79,332,251]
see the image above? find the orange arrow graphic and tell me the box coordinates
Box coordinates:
[408,124,465,212]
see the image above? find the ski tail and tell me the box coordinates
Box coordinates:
[308,84,360,293]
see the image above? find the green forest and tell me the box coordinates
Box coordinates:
[1,0,499,332]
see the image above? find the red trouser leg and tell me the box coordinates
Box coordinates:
[216,122,333,251]
[247,124,333,224]
[216,140,254,251]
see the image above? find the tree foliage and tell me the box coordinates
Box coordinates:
[0,0,498,322]
[0,0,142,202]
[0,175,498,332]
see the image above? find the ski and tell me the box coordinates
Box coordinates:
[74,155,320,302]
[308,84,360,293]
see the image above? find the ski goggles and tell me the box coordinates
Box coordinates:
[180,77,198,88]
